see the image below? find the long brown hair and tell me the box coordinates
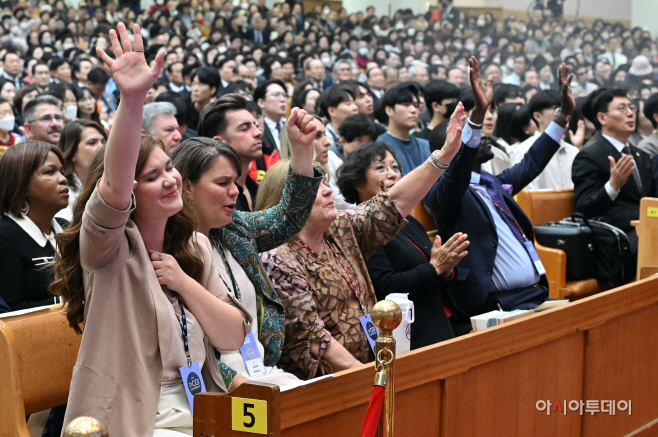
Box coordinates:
[51,136,204,334]
[58,119,108,190]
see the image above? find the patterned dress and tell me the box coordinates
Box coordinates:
[261,192,405,379]
[209,166,323,387]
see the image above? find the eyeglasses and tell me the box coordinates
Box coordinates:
[27,114,64,124]
[268,91,289,99]
[612,104,637,114]
[369,162,401,175]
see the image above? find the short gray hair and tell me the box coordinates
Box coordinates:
[408,62,428,79]
[332,59,351,74]
[142,102,177,134]
[22,95,62,123]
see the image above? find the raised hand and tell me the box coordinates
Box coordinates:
[436,102,467,166]
[557,63,576,115]
[570,119,586,149]
[469,56,494,122]
[97,23,164,98]
[608,154,635,191]
[286,107,318,152]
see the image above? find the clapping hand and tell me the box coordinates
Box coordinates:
[96,23,164,98]
[430,233,470,278]
[608,154,635,191]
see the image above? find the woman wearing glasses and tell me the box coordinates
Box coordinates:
[256,104,467,379]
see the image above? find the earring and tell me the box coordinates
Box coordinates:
[20,201,29,216]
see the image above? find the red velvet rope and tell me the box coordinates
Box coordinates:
[360,385,386,437]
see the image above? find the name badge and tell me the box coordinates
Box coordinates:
[179,361,207,412]
[239,332,267,377]
[524,241,546,275]
[359,314,379,353]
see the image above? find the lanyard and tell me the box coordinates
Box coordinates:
[215,242,241,302]
[297,237,365,313]
[472,187,529,242]
[175,299,192,367]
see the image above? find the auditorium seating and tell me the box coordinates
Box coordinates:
[516,189,604,300]
[631,197,658,280]
[409,200,436,232]
[0,305,81,437]
[194,276,658,436]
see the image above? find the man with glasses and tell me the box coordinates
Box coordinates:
[21,95,64,145]
[571,64,598,97]
[254,79,288,152]
[377,82,431,175]
[572,89,657,278]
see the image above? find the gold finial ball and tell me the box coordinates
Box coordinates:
[371,300,402,332]
[63,417,109,437]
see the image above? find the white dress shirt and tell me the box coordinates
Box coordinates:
[264,117,285,151]
[601,134,638,200]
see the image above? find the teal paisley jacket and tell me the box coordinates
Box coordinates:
[210,166,323,387]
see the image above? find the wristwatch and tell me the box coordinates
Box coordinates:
[554,108,571,123]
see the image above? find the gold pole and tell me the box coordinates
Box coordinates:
[372,300,402,437]
[63,417,109,437]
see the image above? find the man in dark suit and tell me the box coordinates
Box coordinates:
[440,0,461,28]
[572,89,657,261]
[425,59,575,335]
[245,14,270,45]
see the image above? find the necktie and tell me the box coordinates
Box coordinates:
[256,31,261,44]
[275,122,282,140]
[622,145,643,192]
[478,173,527,245]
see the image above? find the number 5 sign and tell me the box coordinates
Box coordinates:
[232,397,268,434]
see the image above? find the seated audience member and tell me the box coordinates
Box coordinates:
[56,120,107,221]
[415,80,460,140]
[425,59,575,335]
[254,79,289,153]
[0,97,21,148]
[572,89,657,275]
[51,25,250,436]
[257,103,464,379]
[142,101,183,154]
[378,82,431,175]
[13,84,40,127]
[278,114,330,166]
[0,142,69,311]
[326,114,378,209]
[75,86,102,123]
[171,107,322,389]
[512,90,579,189]
[637,93,658,156]
[493,84,526,107]
[317,84,358,144]
[487,103,523,174]
[22,95,65,146]
[187,66,220,131]
[292,85,321,115]
[197,94,268,212]
[338,141,469,349]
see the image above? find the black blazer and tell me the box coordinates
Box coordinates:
[245,29,270,44]
[424,131,560,317]
[572,137,656,233]
[366,216,455,350]
[261,122,278,154]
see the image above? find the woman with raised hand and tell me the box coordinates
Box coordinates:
[256,103,467,380]
[51,23,251,436]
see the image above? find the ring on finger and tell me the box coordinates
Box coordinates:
[133,49,144,52]
[451,252,458,259]
[159,253,163,261]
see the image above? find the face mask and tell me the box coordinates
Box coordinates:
[43,37,52,45]
[506,59,514,69]
[358,47,369,56]
[63,43,74,50]
[323,7,330,15]
[477,19,486,27]
[453,42,462,50]
[384,44,392,52]
[20,21,29,29]
[601,33,609,41]
[407,28,415,36]
[0,115,14,131]
[395,22,404,30]
[141,29,150,39]
[240,2,248,9]
[492,57,500,64]
[64,105,78,120]
[484,37,493,45]
[218,46,227,54]
[465,43,475,51]
[201,42,209,51]
[11,25,20,35]
[321,57,332,66]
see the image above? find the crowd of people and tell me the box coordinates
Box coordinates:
[0,0,657,434]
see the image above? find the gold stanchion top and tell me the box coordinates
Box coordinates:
[63,417,109,437]
[372,300,402,332]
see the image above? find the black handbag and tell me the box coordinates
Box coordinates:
[534,214,596,280]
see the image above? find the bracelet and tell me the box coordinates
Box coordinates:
[428,151,449,170]
[467,118,483,129]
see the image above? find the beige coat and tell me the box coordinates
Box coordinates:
[62,185,252,436]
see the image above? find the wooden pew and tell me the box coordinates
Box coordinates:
[516,189,604,300]
[0,305,80,437]
[631,197,658,280]
[194,276,658,437]
[409,200,436,232]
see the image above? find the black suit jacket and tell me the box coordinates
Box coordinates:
[424,131,560,317]
[261,122,278,154]
[245,29,270,44]
[366,216,455,349]
[652,154,658,194]
[572,137,656,233]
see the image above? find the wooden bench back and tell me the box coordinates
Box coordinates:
[409,201,436,232]
[0,305,80,436]
[516,188,575,227]
[635,197,658,279]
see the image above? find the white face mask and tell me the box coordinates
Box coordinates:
[0,115,14,131]
[323,7,331,15]
[506,59,515,69]
[321,57,332,66]
[64,105,78,120]
[477,19,486,27]
[465,43,475,51]
[63,43,74,51]
[358,47,369,56]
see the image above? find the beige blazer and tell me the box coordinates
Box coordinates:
[62,185,252,436]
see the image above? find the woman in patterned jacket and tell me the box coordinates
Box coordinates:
[257,103,467,379]
[172,106,323,389]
